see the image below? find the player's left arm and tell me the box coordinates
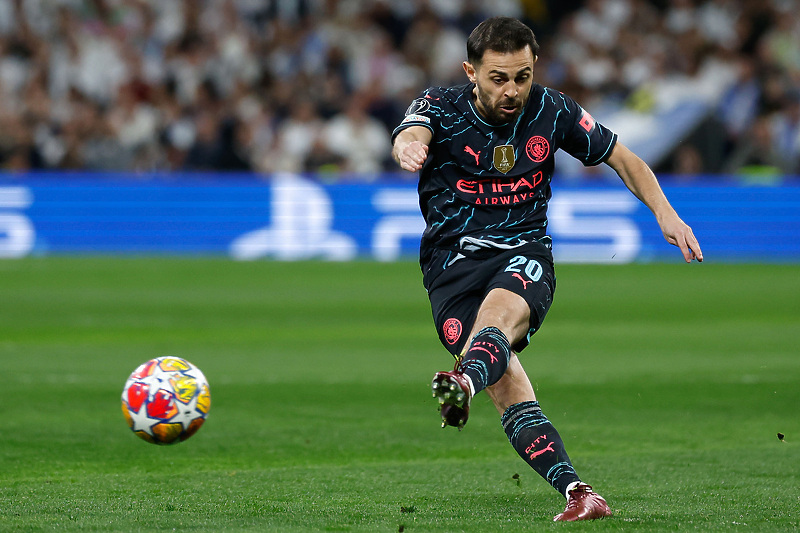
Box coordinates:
[606,142,703,263]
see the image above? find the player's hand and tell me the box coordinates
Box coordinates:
[396,140,429,172]
[660,215,703,263]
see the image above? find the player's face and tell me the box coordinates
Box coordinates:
[464,47,537,125]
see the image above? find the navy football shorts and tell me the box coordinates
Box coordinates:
[424,240,556,356]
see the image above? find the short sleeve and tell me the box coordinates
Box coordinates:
[559,95,617,167]
[391,89,443,143]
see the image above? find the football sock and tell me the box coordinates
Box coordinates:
[458,326,511,394]
[501,400,581,498]
[564,481,582,498]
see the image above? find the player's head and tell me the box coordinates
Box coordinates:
[464,17,539,125]
[466,17,540,65]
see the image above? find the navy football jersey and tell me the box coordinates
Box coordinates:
[393,82,617,276]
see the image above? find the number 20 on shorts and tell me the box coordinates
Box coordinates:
[504,255,543,282]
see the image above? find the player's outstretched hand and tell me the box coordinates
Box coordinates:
[660,215,703,263]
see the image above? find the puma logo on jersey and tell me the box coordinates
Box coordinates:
[464,146,481,166]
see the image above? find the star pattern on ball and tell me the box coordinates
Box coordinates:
[127,396,163,436]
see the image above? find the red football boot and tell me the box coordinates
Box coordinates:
[553,483,612,521]
[431,370,472,430]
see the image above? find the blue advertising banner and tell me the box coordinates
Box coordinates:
[1,173,799,262]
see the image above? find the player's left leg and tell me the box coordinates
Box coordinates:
[488,356,580,497]
[489,357,612,521]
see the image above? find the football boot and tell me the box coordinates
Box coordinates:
[431,370,472,430]
[553,483,612,521]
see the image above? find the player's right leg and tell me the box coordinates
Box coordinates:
[433,288,528,429]
[432,325,515,430]
[431,368,473,430]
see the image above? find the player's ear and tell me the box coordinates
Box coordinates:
[463,61,477,83]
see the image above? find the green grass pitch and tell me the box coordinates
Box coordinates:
[1,257,798,532]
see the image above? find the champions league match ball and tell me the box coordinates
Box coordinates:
[121,356,211,445]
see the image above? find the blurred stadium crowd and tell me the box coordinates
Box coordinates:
[0,0,798,178]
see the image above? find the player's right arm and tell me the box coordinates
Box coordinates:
[392,125,433,172]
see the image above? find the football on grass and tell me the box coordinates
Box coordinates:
[121,356,211,445]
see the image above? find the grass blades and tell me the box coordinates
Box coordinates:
[0,258,798,531]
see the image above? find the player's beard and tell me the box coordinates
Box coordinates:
[474,84,526,125]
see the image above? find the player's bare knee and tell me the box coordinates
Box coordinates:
[474,290,530,343]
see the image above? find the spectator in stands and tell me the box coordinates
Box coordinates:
[321,93,392,176]
[261,97,324,174]
[717,55,762,156]
[770,91,800,173]
[723,114,794,177]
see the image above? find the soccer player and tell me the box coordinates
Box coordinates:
[391,16,703,522]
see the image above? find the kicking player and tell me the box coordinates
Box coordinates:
[391,16,702,522]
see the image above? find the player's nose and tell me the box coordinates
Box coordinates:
[504,81,519,98]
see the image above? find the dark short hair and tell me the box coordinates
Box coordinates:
[467,17,539,64]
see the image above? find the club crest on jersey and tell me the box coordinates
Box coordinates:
[526,136,549,163]
[493,145,515,174]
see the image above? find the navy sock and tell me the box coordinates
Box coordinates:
[501,401,581,497]
[459,327,511,394]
